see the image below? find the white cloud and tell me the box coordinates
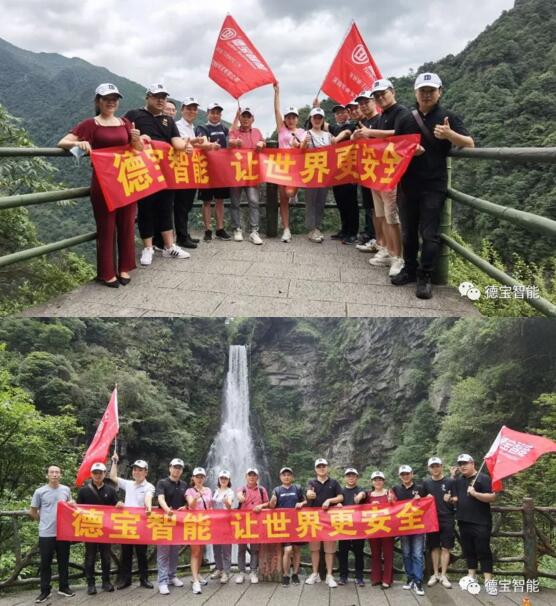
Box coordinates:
[0,0,514,135]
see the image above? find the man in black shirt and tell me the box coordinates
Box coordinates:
[305,458,343,588]
[154,458,188,595]
[450,454,497,596]
[338,468,366,587]
[392,465,426,596]
[124,83,190,267]
[422,457,455,589]
[76,463,120,594]
[392,72,474,298]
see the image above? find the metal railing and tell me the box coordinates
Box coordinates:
[0,145,555,315]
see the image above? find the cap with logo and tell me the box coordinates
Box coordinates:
[371,470,385,480]
[91,462,107,472]
[132,459,149,469]
[207,102,224,111]
[147,83,169,96]
[170,458,184,467]
[95,83,122,98]
[371,79,394,94]
[280,466,293,474]
[309,107,325,118]
[457,453,474,463]
[284,106,299,117]
[344,467,359,476]
[399,465,413,474]
[246,467,259,475]
[332,104,346,112]
[218,469,231,479]
[428,457,443,466]
[355,90,373,102]
[314,458,328,468]
[192,466,206,476]
[182,96,200,107]
[346,99,359,108]
[414,72,443,90]
[240,107,254,116]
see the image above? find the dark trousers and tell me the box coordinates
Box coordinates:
[85,542,112,585]
[154,189,197,247]
[360,186,376,239]
[118,544,149,583]
[398,186,447,275]
[458,522,493,573]
[332,184,359,236]
[137,190,174,239]
[39,537,70,593]
[338,538,365,580]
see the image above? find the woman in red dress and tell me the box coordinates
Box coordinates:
[367,471,395,588]
[58,83,143,287]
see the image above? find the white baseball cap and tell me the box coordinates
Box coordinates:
[192,467,206,476]
[284,106,299,117]
[95,83,122,98]
[246,467,259,476]
[428,457,443,466]
[371,79,394,94]
[218,469,231,479]
[309,107,325,118]
[457,454,474,463]
[314,458,328,467]
[399,465,413,474]
[414,72,443,90]
[346,99,359,108]
[240,107,254,116]
[371,471,385,480]
[355,90,373,101]
[182,96,200,107]
[280,467,293,474]
[170,458,184,467]
[344,467,359,476]
[132,460,148,469]
[91,462,107,472]
[207,102,224,111]
[146,83,169,96]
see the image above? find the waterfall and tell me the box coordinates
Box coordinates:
[206,345,260,490]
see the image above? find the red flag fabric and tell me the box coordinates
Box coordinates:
[484,426,556,492]
[209,15,276,99]
[75,388,120,486]
[321,22,382,106]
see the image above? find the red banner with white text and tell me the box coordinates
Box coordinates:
[57,497,438,545]
[91,135,420,211]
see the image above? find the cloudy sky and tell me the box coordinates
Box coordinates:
[0,0,514,134]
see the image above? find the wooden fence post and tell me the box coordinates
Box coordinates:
[522,497,538,580]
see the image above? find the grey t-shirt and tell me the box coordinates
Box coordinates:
[31,484,72,537]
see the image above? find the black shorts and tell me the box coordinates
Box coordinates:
[427,519,455,550]
[198,187,230,201]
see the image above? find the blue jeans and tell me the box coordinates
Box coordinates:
[401,534,425,584]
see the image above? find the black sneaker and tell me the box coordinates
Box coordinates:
[330,231,345,240]
[414,581,425,596]
[281,575,290,587]
[415,272,433,299]
[187,233,200,244]
[391,268,416,286]
[215,229,231,241]
[57,587,75,597]
[140,580,154,589]
[337,577,347,586]
[87,585,97,595]
[342,235,358,245]
[35,592,51,603]
[291,574,300,585]
[176,236,198,249]
[356,578,365,587]
[204,230,213,242]
[102,582,114,592]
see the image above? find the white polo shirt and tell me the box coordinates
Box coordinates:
[175,118,197,140]
[117,478,155,507]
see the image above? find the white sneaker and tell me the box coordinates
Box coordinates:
[356,238,379,253]
[162,244,190,259]
[235,573,245,584]
[191,581,202,595]
[281,228,292,242]
[314,228,324,242]
[140,247,154,266]
[369,249,392,266]
[308,229,323,243]
[484,580,498,596]
[170,577,184,587]
[305,572,320,585]
[250,572,259,584]
[388,256,404,276]
[249,231,263,245]
[210,570,222,580]
[325,575,337,588]
[220,573,229,584]
[439,575,452,589]
[158,583,170,595]
[427,574,439,587]
[233,228,243,242]
[403,580,414,590]
[198,577,208,586]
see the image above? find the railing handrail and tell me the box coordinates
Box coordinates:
[449,146,556,162]
[0,187,91,210]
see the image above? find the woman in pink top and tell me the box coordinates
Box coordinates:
[273,82,305,243]
[366,471,394,588]
[185,467,212,595]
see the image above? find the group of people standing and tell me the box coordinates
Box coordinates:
[58,71,473,300]
[30,451,497,602]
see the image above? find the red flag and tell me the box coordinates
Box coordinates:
[75,388,120,486]
[321,22,382,106]
[484,426,556,492]
[209,15,276,99]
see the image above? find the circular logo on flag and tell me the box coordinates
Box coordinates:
[220,28,237,40]
[352,44,369,65]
